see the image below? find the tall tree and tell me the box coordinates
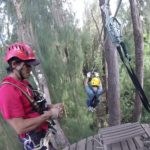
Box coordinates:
[9,0,70,148]
[99,0,121,126]
[129,0,144,121]
[1,0,98,144]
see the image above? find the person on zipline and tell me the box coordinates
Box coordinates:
[84,72,103,112]
[0,42,64,150]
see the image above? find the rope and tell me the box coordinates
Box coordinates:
[114,0,122,17]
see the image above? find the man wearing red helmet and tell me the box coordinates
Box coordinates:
[0,42,64,150]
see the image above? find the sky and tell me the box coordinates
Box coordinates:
[69,0,128,27]
[69,0,94,27]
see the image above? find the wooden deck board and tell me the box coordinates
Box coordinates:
[93,134,102,150]
[63,146,69,150]
[99,123,134,133]
[141,124,150,137]
[111,142,122,150]
[102,130,145,145]
[127,138,138,150]
[86,136,94,150]
[101,125,143,135]
[63,123,150,150]
[69,143,77,150]
[76,139,86,150]
[102,128,144,139]
[105,144,111,150]
[100,123,145,145]
[121,140,129,150]
[134,136,143,150]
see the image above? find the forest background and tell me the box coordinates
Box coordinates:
[0,0,150,149]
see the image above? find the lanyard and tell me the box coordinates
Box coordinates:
[101,0,150,112]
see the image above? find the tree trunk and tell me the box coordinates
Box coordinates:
[11,0,70,148]
[129,0,144,121]
[99,0,121,126]
[91,9,108,127]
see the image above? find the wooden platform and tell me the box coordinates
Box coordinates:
[63,123,150,150]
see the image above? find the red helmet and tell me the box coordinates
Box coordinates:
[5,42,36,62]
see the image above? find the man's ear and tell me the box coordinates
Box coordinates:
[11,61,18,69]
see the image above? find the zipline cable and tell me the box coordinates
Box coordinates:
[101,0,150,112]
[99,0,122,47]
[114,0,122,17]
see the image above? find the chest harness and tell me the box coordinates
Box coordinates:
[1,81,57,150]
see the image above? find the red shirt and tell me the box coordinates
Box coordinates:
[0,76,48,136]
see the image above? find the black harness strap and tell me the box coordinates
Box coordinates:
[1,81,41,113]
[1,81,57,134]
[89,85,99,108]
[116,43,150,112]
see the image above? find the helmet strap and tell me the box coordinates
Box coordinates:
[15,62,25,80]
[18,68,25,80]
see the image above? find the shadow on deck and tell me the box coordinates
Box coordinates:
[63,123,150,150]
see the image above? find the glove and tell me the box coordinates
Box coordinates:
[87,72,91,78]
[94,72,99,77]
[50,107,60,119]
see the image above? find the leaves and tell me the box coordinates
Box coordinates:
[0,0,150,147]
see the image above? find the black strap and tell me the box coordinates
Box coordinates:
[1,81,57,134]
[89,84,98,96]
[116,43,150,112]
[89,85,99,107]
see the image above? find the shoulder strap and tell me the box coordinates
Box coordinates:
[1,81,41,113]
[89,84,98,95]
[117,44,150,112]
[1,81,57,133]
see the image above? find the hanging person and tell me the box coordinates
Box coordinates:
[0,42,64,150]
[84,72,103,112]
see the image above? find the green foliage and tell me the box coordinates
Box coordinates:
[0,0,104,146]
[116,2,149,123]
[119,65,135,122]
[20,0,99,144]
[81,0,103,73]
[141,50,150,122]
[61,110,97,143]
[1,0,150,147]
[0,47,7,80]
[0,116,22,150]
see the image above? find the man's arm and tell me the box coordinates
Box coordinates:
[84,72,91,86]
[98,84,104,95]
[6,108,61,134]
[84,78,89,86]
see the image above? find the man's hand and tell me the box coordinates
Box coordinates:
[87,72,91,78]
[52,103,64,118]
[43,107,59,120]
[94,72,99,77]
[52,103,64,109]
[50,107,60,119]
[45,103,64,119]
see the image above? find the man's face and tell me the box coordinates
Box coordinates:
[14,62,32,79]
[20,63,32,79]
